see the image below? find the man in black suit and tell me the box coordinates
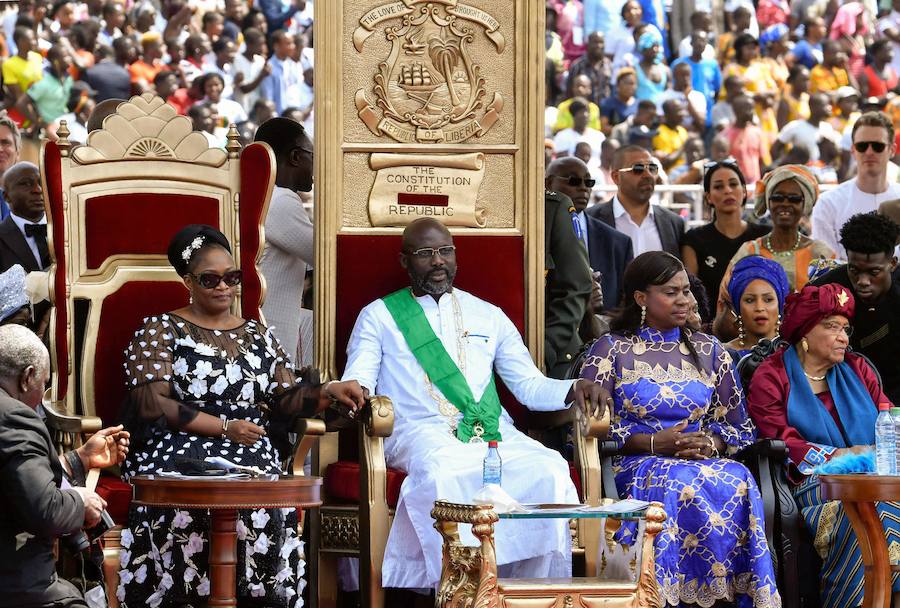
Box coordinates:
[586,145,685,259]
[0,162,50,273]
[546,156,633,310]
[0,324,129,607]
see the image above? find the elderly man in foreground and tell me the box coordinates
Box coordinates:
[0,325,129,608]
[327,218,610,591]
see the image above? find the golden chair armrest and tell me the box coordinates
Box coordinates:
[579,403,611,440]
[572,403,611,577]
[292,418,327,476]
[362,395,394,438]
[42,400,103,435]
[358,395,393,608]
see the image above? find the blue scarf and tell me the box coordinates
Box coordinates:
[784,345,877,447]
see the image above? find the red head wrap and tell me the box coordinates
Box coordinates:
[780,283,855,345]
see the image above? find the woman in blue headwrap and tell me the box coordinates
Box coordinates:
[634,26,669,104]
[724,255,790,361]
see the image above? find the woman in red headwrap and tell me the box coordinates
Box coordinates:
[746,283,899,608]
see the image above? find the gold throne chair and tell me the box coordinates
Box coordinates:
[39,93,275,607]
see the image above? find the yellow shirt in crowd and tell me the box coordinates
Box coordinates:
[2,51,43,91]
[653,123,689,168]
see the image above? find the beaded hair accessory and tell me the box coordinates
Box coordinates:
[181,236,205,264]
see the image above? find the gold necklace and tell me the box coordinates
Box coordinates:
[804,370,826,381]
[764,232,801,256]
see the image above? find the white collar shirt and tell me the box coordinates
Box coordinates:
[576,210,589,249]
[341,288,574,458]
[611,196,662,256]
[10,212,46,268]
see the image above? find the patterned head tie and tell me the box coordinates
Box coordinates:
[728,256,791,314]
[166,224,232,276]
[780,283,855,345]
[0,264,28,322]
[753,164,819,219]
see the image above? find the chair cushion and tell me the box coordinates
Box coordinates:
[325,461,407,508]
[96,476,132,524]
[324,460,584,507]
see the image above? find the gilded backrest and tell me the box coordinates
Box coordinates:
[43,93,275,423]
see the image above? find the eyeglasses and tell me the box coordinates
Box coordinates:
[853,141,887,153]
[616,163,659,175]
[820,321,853,337]
[768,193,804,204]
[551,175,596,188]
[190,270,243,289]
[407,246,456,260]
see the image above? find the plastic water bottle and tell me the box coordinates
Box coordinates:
[892,407,900,476]
[875,403,896,475]
[483,440,502,486]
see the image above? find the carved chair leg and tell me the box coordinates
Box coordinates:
[634,502,666,608]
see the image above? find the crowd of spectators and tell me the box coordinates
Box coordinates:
[545,0,900,196]
[0,0,314,170]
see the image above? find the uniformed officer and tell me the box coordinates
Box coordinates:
[544,189,592,379]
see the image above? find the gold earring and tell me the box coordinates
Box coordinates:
[640,305,647,326]
[737,316,745,346]
[801,337,809,352]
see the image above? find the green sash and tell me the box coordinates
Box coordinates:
[382,288,502,443]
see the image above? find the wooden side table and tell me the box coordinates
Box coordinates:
[131,474,322,608]
[819,474,900,608]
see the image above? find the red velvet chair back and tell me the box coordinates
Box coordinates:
[43,94,275,423]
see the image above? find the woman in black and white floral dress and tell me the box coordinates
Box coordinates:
[117,225,336,608]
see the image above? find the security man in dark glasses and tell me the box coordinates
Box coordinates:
[543,182,592,379]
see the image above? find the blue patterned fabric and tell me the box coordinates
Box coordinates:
[581,327,780,608]
[794,476,900,608]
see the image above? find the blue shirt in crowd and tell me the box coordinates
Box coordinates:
[671,56,721,124]
[790,39,823,70]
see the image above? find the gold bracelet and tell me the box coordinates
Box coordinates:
[222,418,229,439]
[650,433,655,455]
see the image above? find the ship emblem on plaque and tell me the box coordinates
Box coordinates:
[354,0,505,144]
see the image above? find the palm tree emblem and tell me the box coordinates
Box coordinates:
[428,36,463,108]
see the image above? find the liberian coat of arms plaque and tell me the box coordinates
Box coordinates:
[354,0,504,145]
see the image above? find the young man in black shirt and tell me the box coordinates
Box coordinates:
[811,212,900,403]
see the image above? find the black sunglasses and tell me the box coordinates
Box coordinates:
[191,270,243,289]
[703,158,739,170]
[853,141,887,153]
[552,175,596,188]
[768,193,804,204]
[616,162,659,175]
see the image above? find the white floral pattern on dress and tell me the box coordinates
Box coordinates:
[118,314,305,607]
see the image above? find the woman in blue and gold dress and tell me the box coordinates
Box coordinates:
[581,251,781,608]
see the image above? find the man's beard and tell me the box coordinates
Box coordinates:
[410,267,456,296]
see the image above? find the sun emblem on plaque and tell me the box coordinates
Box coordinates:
[354,1,504,144]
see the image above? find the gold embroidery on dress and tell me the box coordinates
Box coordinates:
[619,360,717,387]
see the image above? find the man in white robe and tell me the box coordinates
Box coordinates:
[327,218,609,590]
